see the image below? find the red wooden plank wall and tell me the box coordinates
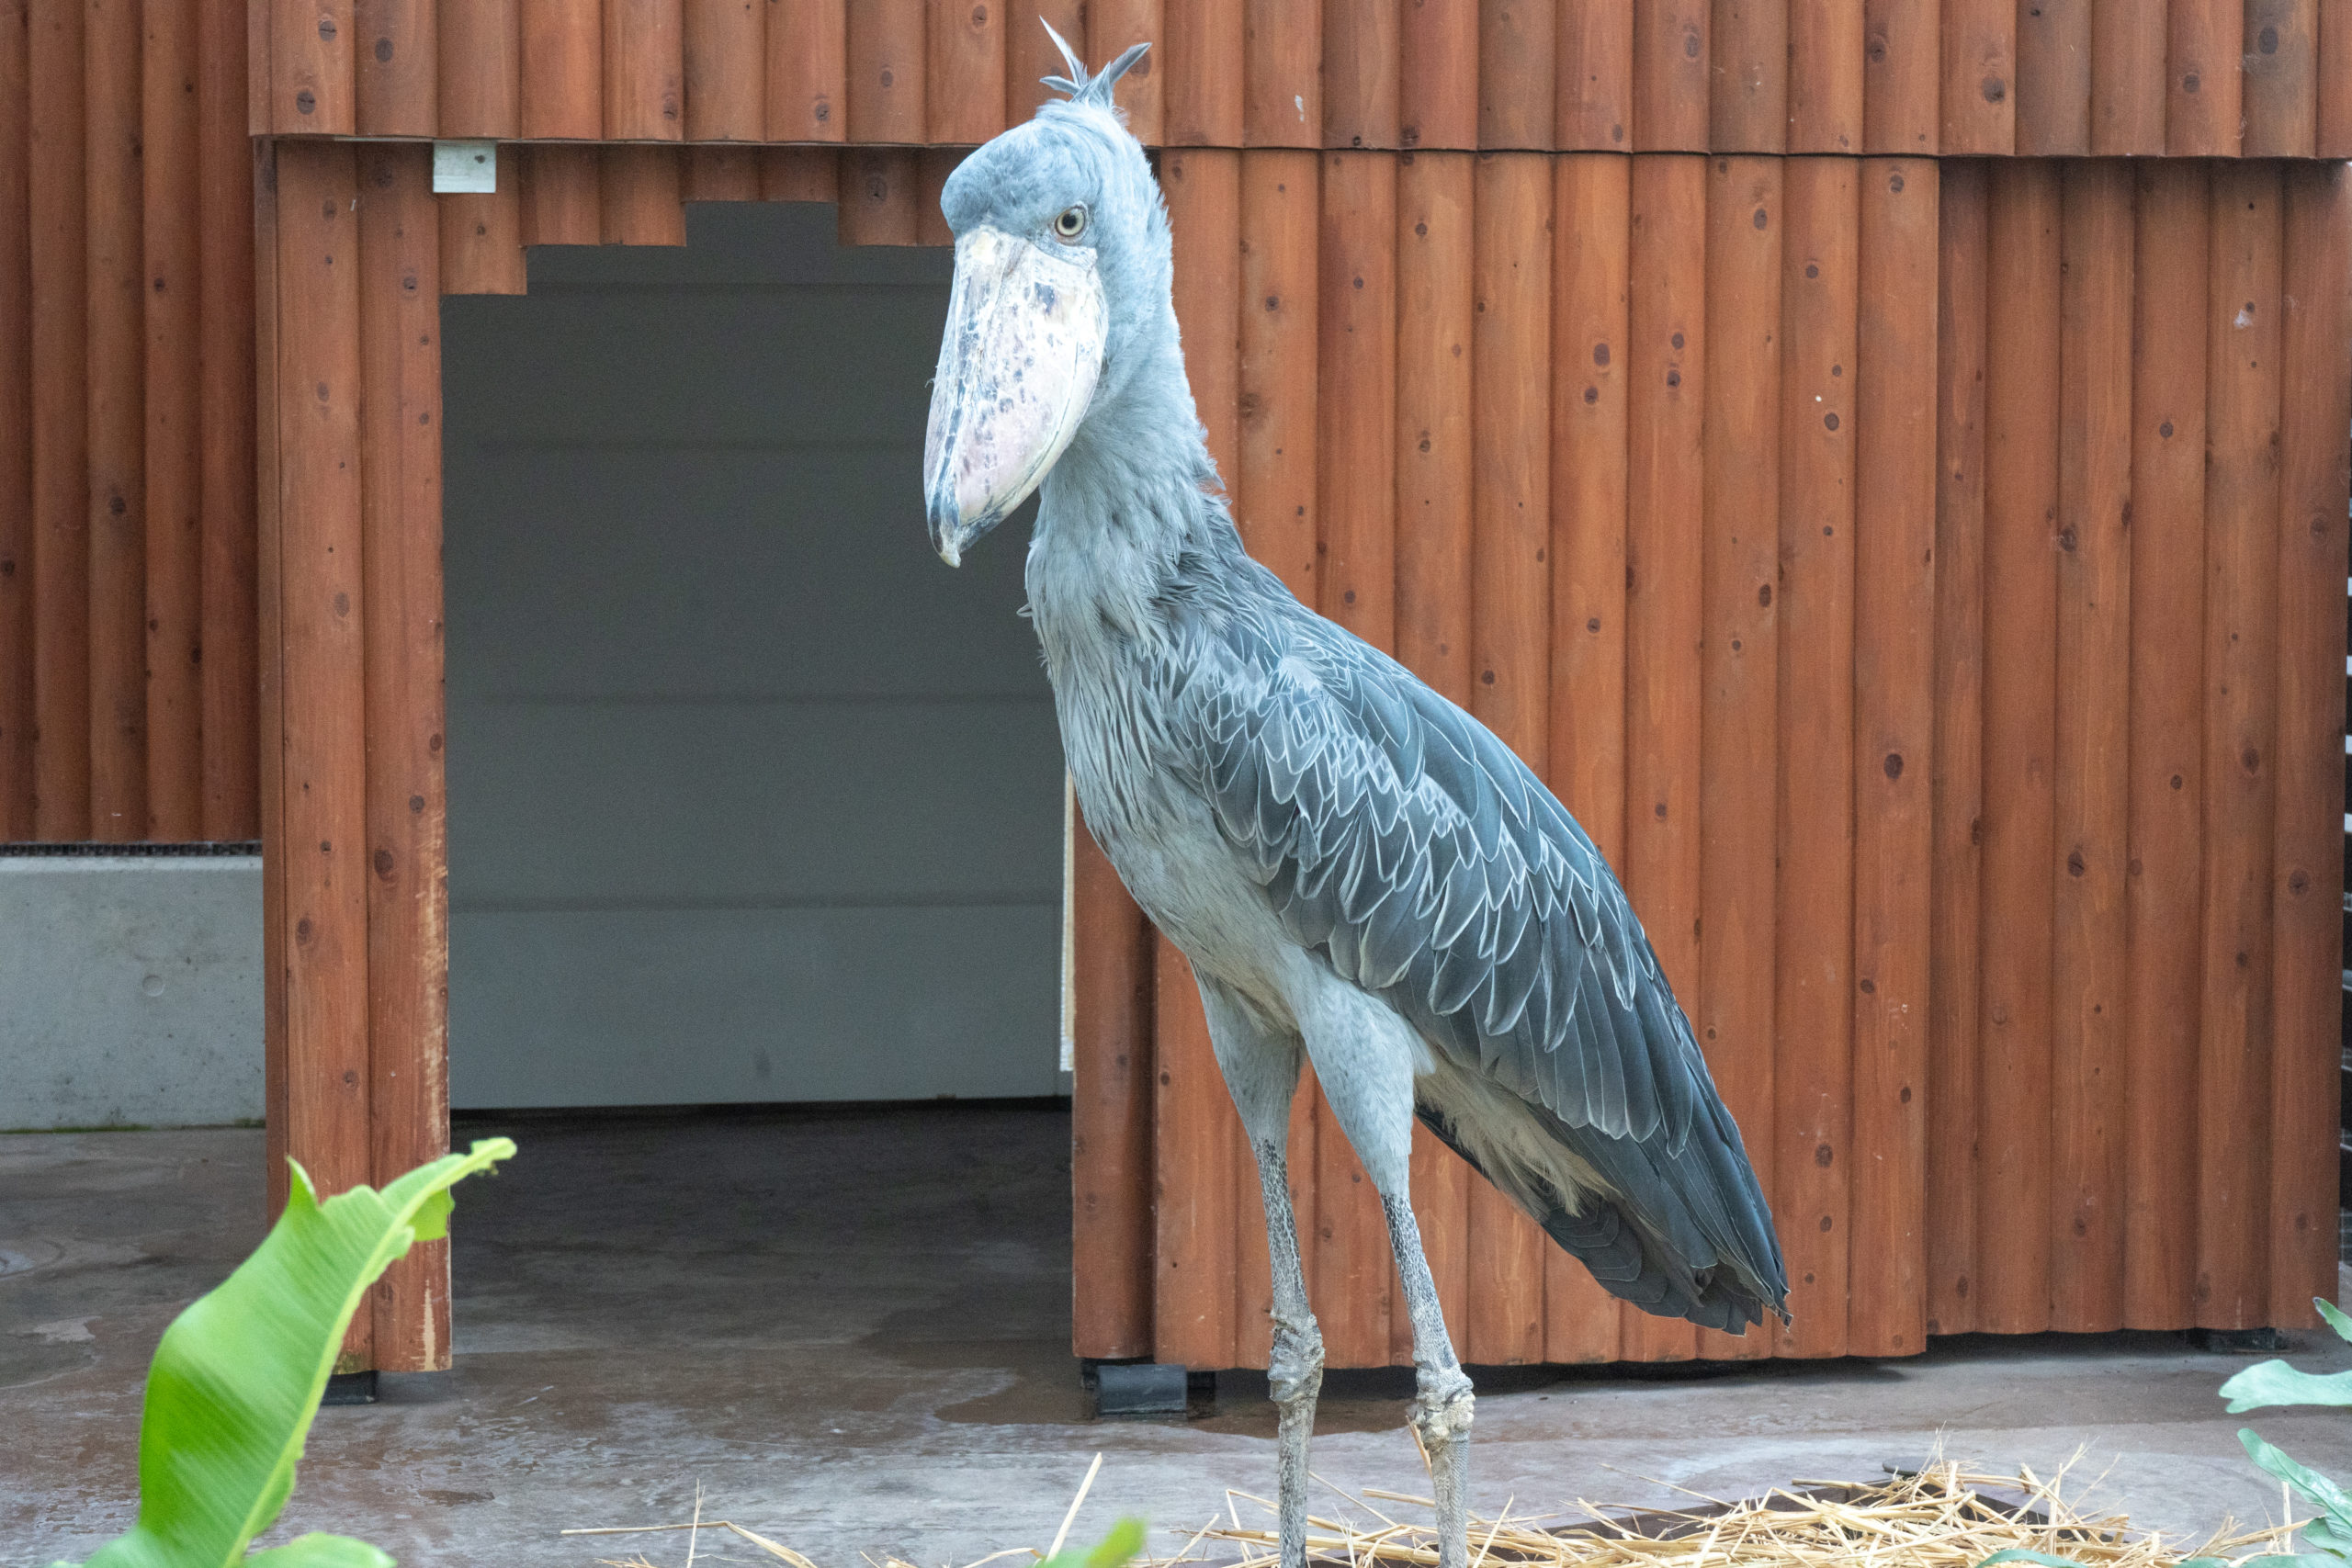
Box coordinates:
[250,0,2352,155]
[1103,152,2348,1366]
[0,0,257,842]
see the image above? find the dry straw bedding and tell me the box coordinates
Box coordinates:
[568,1460,2308,1568]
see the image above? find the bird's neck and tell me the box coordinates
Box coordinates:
[1027,305,1233,658]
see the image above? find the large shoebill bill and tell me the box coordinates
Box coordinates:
[920,30,1789,1568]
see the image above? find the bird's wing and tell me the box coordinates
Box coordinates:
[1172,585,1787,1325]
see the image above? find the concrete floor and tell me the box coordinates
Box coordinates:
[8,1107,2352,1567]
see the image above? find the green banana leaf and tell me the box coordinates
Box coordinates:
[1037,1519,1146,1568]
[61,1138,516,1568]
[2241,1428,2352,1561]
[2221,1300,2352,1413]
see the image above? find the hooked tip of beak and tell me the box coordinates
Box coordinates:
[937,536,963,569]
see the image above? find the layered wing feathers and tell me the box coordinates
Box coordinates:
[1172,583,1789,1329]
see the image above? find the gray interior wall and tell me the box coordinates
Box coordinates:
[439,203,1064,1109]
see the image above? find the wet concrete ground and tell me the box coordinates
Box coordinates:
[9,1107,2352,1567]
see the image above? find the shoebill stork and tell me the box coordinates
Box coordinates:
[922,32,1788,1568]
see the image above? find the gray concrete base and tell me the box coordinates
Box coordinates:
[0,856,262,1131]
[7,1111,2351,1566]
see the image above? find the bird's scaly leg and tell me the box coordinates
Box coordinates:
[1383,1193,1474,1568]
[1250,1135,1323,1568]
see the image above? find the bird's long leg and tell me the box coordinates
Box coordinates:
[1382,1192,1474,1568]
[1249,1131,1322,1568]
[1195,979,1322,1568]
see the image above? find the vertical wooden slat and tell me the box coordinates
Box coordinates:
[1155,146,1242,1371]
[764,0,842,140]
[87,0,144,841]
[1543,151,1628,1363]
[1633,0,1708,149]
[436,0,516,136]
[519,0,599,138]
[145,0,201,840]
[272,140,374,1362]
[684,0,763,140]
[1163,0,1241,144]
[1072,810,1156,1359]
[836,146,917,245]
[1940,0,2015,153]
[1464,150,1551,1366]
[2167,0,2245,154]
[1976,159,2061,1336]
[847,0,923,142]
[1774,155,1857,1359]
[2122,161,2209,1330]
[1007,0,1083,125]
[0,0,29,839]
[2196,161,2284,1330]
[355,0,434,133]
[1622,153,1704,1362]
[1154,942,1239,1366]
[271,0,352,130]
[915,148,957,246]
[2049,159,2132,1332]
[929,0,1006,144]
[2323,0,2352,155]
[605,0,684,138]
[602,144,686,245]
[2090,0,2165,151]
[256,141,286,1210]
[1848,156,1937,1358]
[1310,151,1396,1369]
[521,144,600,244]
[439,147,526,294]
[2267,164,2351,1329]
[1863,0,1938,152]
[357,142,449,1371]
[1709,0,1787,152]
[1090,0,1162,143]
[1479,0,1555,148]
[1321,0,1394,148]
[198,0,255,839]
[2015,0,2090,152]
[1237,152,1319,598]
[1556,0,1631,148]
[1396,148,1476,1357]
[1694,152,1780,1362]
[1789,0,1864,151]
[1243,0,1318,145]
[2242,0,2318,154]
[1925,158,1986,1337]
[30,0,87,839]
[761,145,839,203]
[685,145,762,204]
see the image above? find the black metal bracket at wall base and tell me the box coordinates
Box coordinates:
[1082,1359,1204,1416]
[2190,1326,2289,1353]
[321,1370,379,1405]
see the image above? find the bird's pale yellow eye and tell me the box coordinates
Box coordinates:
[1053,205,1089,241]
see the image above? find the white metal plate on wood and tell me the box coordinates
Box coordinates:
[433,141,498,194]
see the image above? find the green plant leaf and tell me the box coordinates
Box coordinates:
[2222,1361,2352,1413]
[240,1537,396,1568]
[70,1138,514,1568]
[1037,1518,1147,1568]
[2319,1300,2352,1346]
[2242,1429,2352,1547]
[1979,1550,2083,1567]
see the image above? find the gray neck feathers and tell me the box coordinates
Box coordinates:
[1028,295,1236,660]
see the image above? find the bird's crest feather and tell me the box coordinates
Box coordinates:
[1037,19,1151,109]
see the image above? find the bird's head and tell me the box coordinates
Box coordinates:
[922,26,1165,567]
